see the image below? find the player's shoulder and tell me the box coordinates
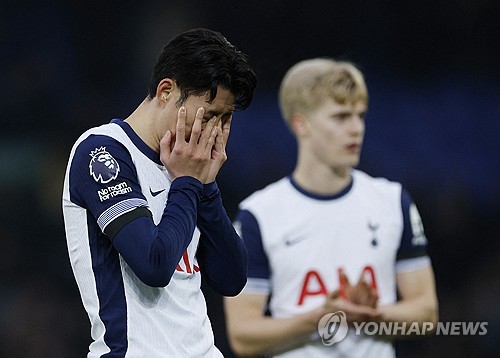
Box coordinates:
[353,169,402,194]
[67,121,132,170]
[73,121,123,147]
[71,121,128,152]
[239,177,291,210]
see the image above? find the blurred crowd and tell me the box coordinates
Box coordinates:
[1,1,499,357]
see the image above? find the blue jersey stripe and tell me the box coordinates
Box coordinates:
[235,209,270,280]
[87,214,128,356]
[397,188,428,260]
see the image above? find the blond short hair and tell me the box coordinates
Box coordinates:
[278,58,368,125]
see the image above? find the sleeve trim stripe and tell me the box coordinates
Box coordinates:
[241,278,271,294]
[97,198,148,231]
[396,256,431,273]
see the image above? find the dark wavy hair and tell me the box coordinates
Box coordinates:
[148,28,257,111]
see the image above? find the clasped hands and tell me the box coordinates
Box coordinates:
[323,269,382,324]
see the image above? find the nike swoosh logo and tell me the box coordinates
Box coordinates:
[149,188,166,197]
[285,236,308,246]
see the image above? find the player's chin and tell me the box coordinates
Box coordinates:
[340,156,360,169]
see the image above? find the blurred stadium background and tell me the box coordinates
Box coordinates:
[1,1,499,356]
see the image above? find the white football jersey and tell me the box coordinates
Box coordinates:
[235,170,430,358]
[62,119,222,357]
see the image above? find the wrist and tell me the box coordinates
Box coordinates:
[306,306,329,330]
[201,181,219,200]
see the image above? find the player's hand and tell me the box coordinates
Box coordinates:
[340,270,379,308]
[205,116,232,183]
[323,290,382,324]
[160,106,217,182]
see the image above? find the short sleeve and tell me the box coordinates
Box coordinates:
[233,209,271,294]
[68,134,150,236]
[396,188,431,272]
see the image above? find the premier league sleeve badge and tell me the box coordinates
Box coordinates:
[89,146,120,184]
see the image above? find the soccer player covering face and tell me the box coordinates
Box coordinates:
[62,28,256,357]
[224,58,438,357]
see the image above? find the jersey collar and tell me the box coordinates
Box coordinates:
[110,119,163,165]
[288,175,353,201]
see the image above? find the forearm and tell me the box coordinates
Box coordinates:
[378,265,439,337]
[197,230,247,296]
[196,182,247,296]
[113,177,202,287]
[229,307,325,357]
[378,296,438,336]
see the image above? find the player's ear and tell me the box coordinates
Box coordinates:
[290,113,309,138]
[156,78,177,103]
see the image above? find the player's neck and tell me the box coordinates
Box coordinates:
[293,162,352,196]
[124,98,161,153]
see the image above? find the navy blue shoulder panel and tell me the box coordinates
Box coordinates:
[234,209,270,280]
[68,134,146,223]
[396,188,429,260]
